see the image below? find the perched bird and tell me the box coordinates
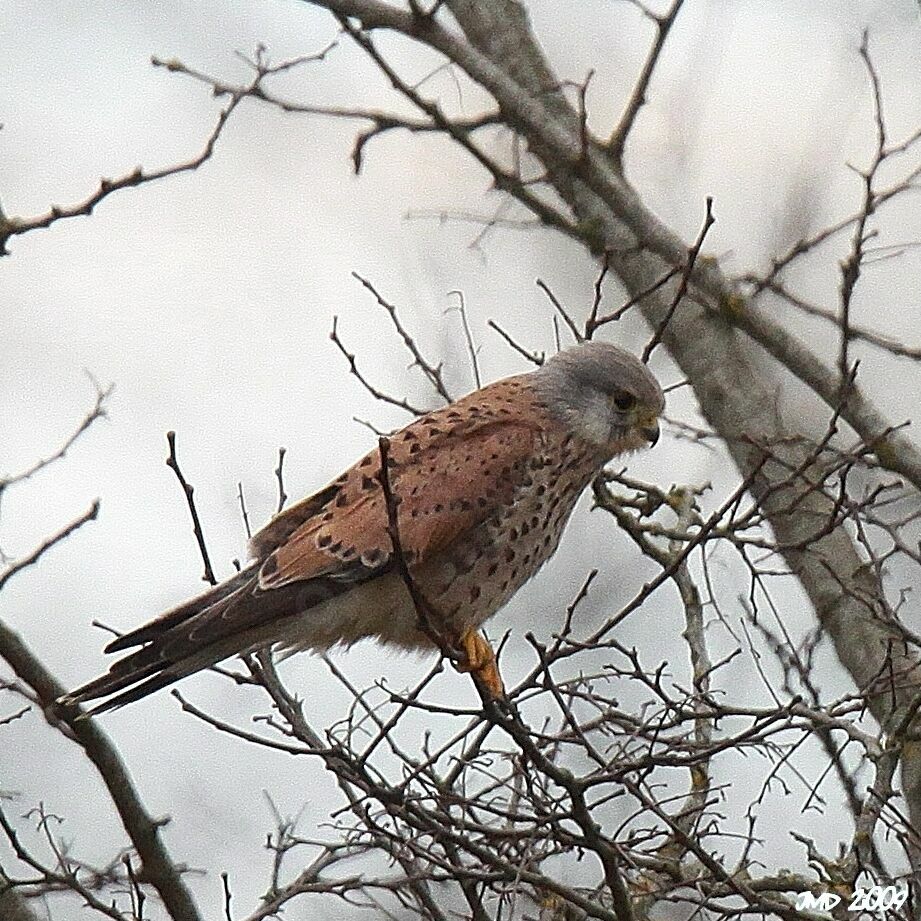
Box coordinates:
[63,341,663,715]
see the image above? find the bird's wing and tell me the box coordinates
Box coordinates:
[258,414,543,590]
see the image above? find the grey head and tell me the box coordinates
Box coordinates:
[533,341,665,452]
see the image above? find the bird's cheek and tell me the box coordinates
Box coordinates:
[608,422,637,452]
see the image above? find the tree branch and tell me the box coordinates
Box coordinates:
[0,622,203,921]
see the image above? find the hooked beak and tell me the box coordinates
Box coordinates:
[641,423,660,447]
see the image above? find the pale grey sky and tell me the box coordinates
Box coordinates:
[2,2,921,918]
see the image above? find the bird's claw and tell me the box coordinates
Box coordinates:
[454,628,505,699]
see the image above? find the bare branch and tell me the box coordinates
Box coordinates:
[447,289,481,389]
[0,380,111,507]
[0,623,203,921]
[165,431,217,586]
[237,481,252,540]
[274,447,288,513]
[330,315,428,416]
[753,278,921,361]
[486,319,545,366]
[0,502,99,593]
[607,0,686,162]
[352,272,452,403]
[0,94,239,256]
[642,196,715,362]
[535,278,584,343]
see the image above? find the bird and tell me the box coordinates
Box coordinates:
[62,340,664,715]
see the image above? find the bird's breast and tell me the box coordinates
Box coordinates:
[414,442,600,635]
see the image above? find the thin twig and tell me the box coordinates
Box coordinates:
[486,320,544,366]
[448,290,481,389]
[330,315,428,416]
[165,431,216,586]
[536,278,583,343]
[0,502,99,593]
[352,272,451,403]
[375,437,448,654]
[585,250,611,337]
[588,266,680,334]
[0,82,244,255]
[608,0,686,162]
[275,448,288,513]
[643,196,715,362]
[237,482,252,540]
[838,31,886,394]
[0,380,111,506]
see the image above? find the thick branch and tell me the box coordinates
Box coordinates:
[0,622,203,921]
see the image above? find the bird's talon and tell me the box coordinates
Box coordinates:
[454,628,505,698]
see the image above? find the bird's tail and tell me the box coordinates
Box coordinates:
[59,564,342,717]
[59,566,260,715]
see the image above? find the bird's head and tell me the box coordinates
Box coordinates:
[534,341,665,455]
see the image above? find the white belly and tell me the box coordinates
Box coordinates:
[275,573,431,654]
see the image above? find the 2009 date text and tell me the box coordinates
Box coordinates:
[795,884,908,913]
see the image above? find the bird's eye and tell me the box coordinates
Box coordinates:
[613,391,636,411]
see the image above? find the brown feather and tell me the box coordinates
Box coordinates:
[105,564,258,652]
[65,573,356,713]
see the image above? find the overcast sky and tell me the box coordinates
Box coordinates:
[3,2,921,918]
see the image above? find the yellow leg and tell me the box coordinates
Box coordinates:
[454,628,505,698]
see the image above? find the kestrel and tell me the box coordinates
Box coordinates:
[63,341,663,714]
